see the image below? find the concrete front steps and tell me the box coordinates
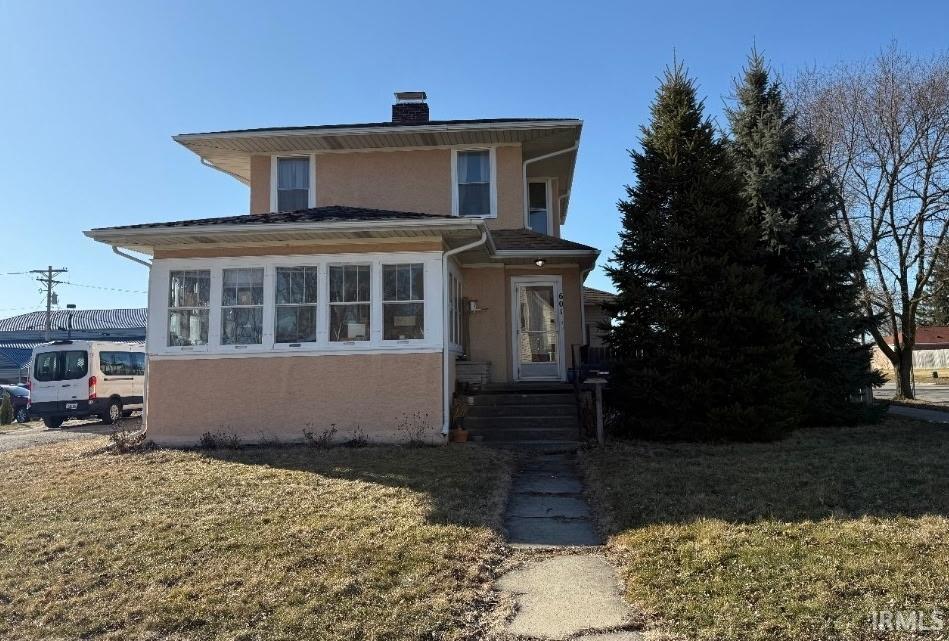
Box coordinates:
[464,383,583,450]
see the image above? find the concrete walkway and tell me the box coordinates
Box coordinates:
[505,452,599,548]
[496,452,640,640]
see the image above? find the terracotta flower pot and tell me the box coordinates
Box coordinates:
[450,428,469,443]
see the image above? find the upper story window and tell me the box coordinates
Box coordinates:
[275,157,311,212]
[528,181,551,235]
[454,149,495,217]
[168,270,210,346]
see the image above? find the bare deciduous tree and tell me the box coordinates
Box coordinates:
[793,45,949,398]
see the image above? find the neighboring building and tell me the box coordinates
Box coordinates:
[0,309,147,382]
[582,286,614,349]
[86,92,599,445]
[581,286,615,373]
[875,326,949,374]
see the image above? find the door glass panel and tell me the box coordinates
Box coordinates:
[518,285,558,366]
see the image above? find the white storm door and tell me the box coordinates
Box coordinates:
[513,277,564,381]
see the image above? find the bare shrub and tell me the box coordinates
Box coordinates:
[302,423,338,449]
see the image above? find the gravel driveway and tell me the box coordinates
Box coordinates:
[0,416,142,453]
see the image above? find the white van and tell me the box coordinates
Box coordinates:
[30,340,146,428]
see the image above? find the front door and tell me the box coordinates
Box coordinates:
[512,277,564,381]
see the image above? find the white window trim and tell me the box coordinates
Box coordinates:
[327,261,374,344]
[525,178,554,235]
[381,263,428,344]
[273,265,320,347]
[166,270,211,353]
[451,147,498,218]
[148,252,444,359]
[447,260,464,352]
[270,154,317,212]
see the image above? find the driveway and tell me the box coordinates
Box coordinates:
[0,416,141,453]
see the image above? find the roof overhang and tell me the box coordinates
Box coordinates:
[173,119,582,198]
[85,217,487,256]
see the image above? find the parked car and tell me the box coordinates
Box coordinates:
[0,385,30,423]
[29,340,146,428]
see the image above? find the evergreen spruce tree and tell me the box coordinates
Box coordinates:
[605,64,801,441]
[920,244,949,326]
[727,52,879,425]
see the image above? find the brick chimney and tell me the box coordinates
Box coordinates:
[392,91,429,124]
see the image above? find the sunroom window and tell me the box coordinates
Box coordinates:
[329,264,371,342]
[168,270,210,346]
[221,268,264,345]
[275,266,318,343]
[276,157,310,212]
[383,263,424,340]
[456,150,491,216]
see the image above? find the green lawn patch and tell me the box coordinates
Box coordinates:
[580,418,949,641]
[0,439,513,640]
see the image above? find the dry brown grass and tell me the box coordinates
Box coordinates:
[581,418,949,641]
[0,438,513,640]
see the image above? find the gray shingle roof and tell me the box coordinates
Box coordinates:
[490,229,598,253]
[91,206,451,232]
[583,287,616,306]
[180,118,577,138]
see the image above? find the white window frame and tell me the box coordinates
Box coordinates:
[270,154,317,212]
[166,269,211,353]
[327,262,374,344]
[451,147,498,218]
[147,252,444,359]
[447,261,464,353]
[381,262,428,344]
[219,267,266,348]
[273,265,320,346]
[525,178,554,235]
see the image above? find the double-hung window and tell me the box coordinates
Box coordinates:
[455,150,492,216]
[221,268,264,345]
[383,263,424,340]
[329,264,371,342]
[275,266,318,343]
[276,157,310,212]
[528,181,550,235]
[168,270,210,346]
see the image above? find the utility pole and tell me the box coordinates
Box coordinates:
[29,266,67,341]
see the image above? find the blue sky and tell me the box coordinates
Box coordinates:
[1,0,945,312]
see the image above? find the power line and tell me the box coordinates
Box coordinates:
[60,280,147,295]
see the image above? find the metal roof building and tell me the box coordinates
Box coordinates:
[0,308,147,383]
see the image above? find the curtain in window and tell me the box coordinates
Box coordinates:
[457,151,489,183]
[277,158,310,211]
[278,158,309,189]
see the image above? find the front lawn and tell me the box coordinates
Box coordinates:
[0,439,513,640]
[581,418,949,641]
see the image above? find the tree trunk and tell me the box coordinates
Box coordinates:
[893,348,915,399]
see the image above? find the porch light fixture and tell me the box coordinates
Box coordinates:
[534,258,546,267]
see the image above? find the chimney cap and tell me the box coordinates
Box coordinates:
[394,91,427,103]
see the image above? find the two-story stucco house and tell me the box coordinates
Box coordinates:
[85,92,599,445]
